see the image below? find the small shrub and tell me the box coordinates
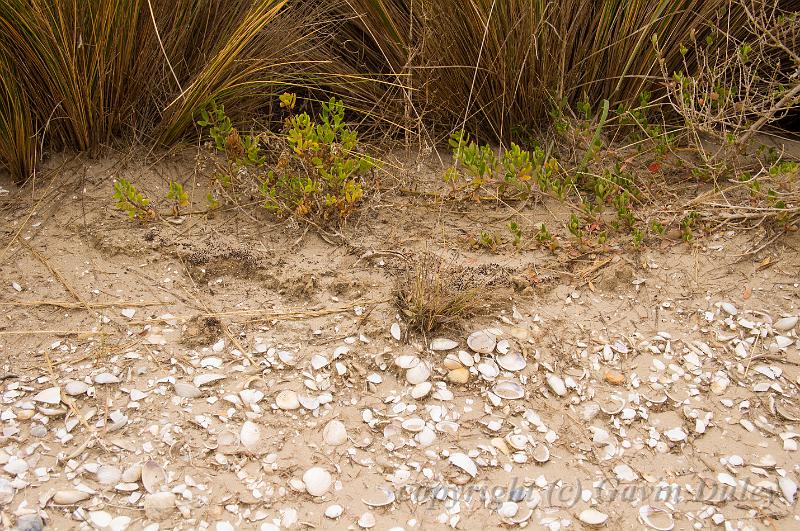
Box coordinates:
[113,178,154,220]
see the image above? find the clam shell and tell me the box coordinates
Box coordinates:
[97,465,121,485]
[298,394,320,410]
[240,420,262,451]
[442,353,464,370]
[496,339,510,354]
[774,316,798,332]
[598,394,626,415]
[395,355,420,369]
[325,505,344,519]
[401,418,426,432]
[174,382,202,398]
[447,368,470,384]
[532,445,550,463]
[53,489,91,504]
[578,508,609,526]
[33,386,61,404]
[505,433,529,450]
[323,420,348,446]
[779,476,797,504]
[358,511,376,529]
[430,338,458,351]
[64,380,89,396]
[496,352,526,372]
[141,460,166,494]
[467,330,496,354]
[477,360,500,379]
[302,467,332,497]
[411,381,432,399]
[278,350,297,365]
[546,374,567,396]
[405,362,431,385]
[448,452,477,477]
[458,350,475,367]
[216,429,238,447]
[193,373,225,387]
[390,322,402,341]
[362,487,396,507]
[493,380,524,400]
[276,390,300,410]
[638,505,674,530]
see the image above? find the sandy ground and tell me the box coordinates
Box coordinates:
[0,149,799,531]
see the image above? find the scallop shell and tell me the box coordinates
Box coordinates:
[430,338,458,351]
[323,420,348,446]
[141,460,165,494]
[302,467,332,496]
[467,330,496,354]
[240,420,262,451]
[493,380,524,400]
[638,505,674,530]
[496,352,526,372]
[448,452,477,477]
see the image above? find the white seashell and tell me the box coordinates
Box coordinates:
[416,427,437,446]
[401,418,426,432]
[298,395,320,410]
[174,382,202,398]
[775,336,793,349]
[64,380,89,396]
[97,465,122,485]
[430,338,458,351]
[323,420,348,446]
[122,463,142,483]
[94,373,120,384]
[638,505,674,530]
[395,355,420,369]
[411,381,432,399]
[532,445,550,463]
[720,302,737,315]
[200,356,223,368]
[311,354,329,370]
[505,433,528,450]
[239,389,264,405]
[275,390,300,410]
[754,454,777,468]
[53,489,91,504]
[325,505,344,519]
[240,421,262,451]
[217,429,238,447]
[142,460,166,493]
[498,501,518,518]
[779,476,797,504]
[443,353,463,370]
[278,350,297,365]
[467,330,496,354]
[33,386,61,405]
[496,339,510,354]
[493,380,524,400]
[477,360,500,379]
[358,511,376,529]
[614,464,638,482]
[121,308,136,319]
[457,350,475,367]
[405,362,431,385]
[599,394,626,415]
[90,511,113,528]
[448,452,477,477]
[362,487,396,507]
[390,322,401,341]
[302,467,332,496]
[546,374,567,396]
[578,508,609,526]
[774,316,798,332]
[496,352,526,372]
[664,427,687,442]
[193,373,225,387]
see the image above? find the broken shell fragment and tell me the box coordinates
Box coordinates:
[638,505,675,530]
[578,508,609,526]
[448,452,477,477]
[467,330,496,354]
[362,487,396,507]
[390,322,401,340]
[546,374,567,397]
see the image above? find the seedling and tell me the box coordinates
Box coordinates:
[166,181,189,216]
[113,178,153,220]
[507,221,523,248]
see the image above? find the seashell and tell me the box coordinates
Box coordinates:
[430,338,458,351]
[532,445,550,463]
[477,360,500,379]
[467,330,496,354]
[436,421,459,434]
[358,511,376,529]
[394,355,420,369]
[323,420,348,446]
[278,350,297,366]
[496,352,526,372]
[97,465,122,485]
[298,394,320,410]
[496,339,510,355]
[390,322,402,341]
[53,489,91,504]
[33,386,61,405]
[604,369,625,385]
[416,427,436,446]
[142,460,166,493]
[217,429,238,447]
[362,487,396,507]
[774,316,798,332]
[442,353,463,370]
[122,463,142,483]
[638,505,674,530]
[94,373,120,384]
[458,350,475,367]
[643,390,668,405]
[411,381,432,399]
[493,380,524,400]
[239,389,264,405]
[240,421,262,451]
[720,302,738,315]
[775,336,793,349]
[143,492,176,521]
[448,452,477,477]
[775,401,800,422]
[325,504,344,519]
[275,390,300,410]
[546,374,567,396]
[578,508,609,526]
[754,454,777,468]
[193,373,225,387]
[598,394,626,415]
[497,501,518,518]
[505,433,528,450]
[310,354,329,370]
[401,418,426,432]
[89,511,113,528]
[447,368,470,384]
[405,362,431,385]
[64,380,89,396]
[174,382,202,398]
[664,427,687,442]
[302,467,332,496]
[779,476,797,504]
